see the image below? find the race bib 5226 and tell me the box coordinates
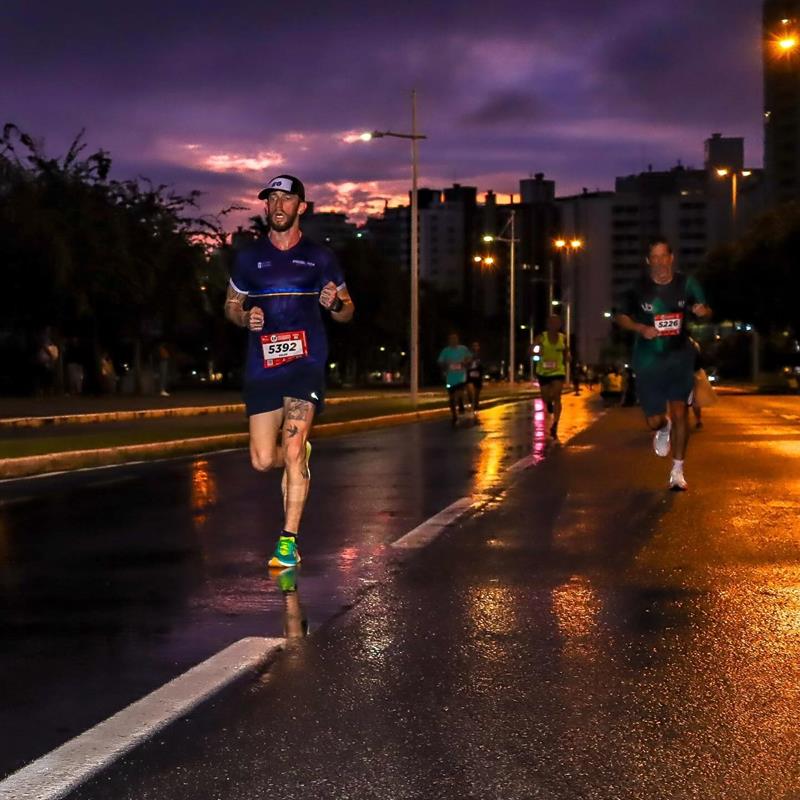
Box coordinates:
[653,313,683,337]
[261,330,308,368]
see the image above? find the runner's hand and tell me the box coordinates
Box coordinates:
[640,326,659,340]
[692,303,710,318]
[319,282,338,309]
[247,307,264,331]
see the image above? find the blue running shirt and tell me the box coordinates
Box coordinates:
[230,237,346,385]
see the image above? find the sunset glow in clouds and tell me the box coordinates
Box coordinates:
[1,0,764,227]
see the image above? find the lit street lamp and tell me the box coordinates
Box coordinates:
[553,237,584,384]
[360,91,427,407]
[482,210,520,384]
[715,167,752,228]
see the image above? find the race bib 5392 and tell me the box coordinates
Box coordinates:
[653,313,683,337]
[261,330,308,368]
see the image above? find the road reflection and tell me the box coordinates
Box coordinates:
[190,459,218,530]
[271,568,307,639]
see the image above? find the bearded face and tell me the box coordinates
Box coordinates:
[266,192,303,232]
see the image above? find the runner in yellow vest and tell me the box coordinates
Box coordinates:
[533,314,569,439]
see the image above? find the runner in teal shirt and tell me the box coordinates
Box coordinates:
[438,334,472,427]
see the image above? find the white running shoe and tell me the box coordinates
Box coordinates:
[653,419,671,458]
[669,465,688,491]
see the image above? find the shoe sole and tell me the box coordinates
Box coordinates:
[268,557,300,568]
[654,440,671,457]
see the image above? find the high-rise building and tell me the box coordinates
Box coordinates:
[764,0,800,205]
[557,190,614,365]
[300,207,357,249]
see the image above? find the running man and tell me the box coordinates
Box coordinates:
[438,333,471,427]
[615,236,710,491]
[533,315,568,439]
[466,341,484,417]
[225,174,354,567]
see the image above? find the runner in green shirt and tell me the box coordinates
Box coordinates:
[615,236,711,491]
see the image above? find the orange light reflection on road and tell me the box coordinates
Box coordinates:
[472,434,504,495]
[551,576,601,664]
[191,459,218,529]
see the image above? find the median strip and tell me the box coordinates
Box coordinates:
[0,394,536,479]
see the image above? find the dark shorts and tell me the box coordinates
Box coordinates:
[635,348,695,417]
[243,363,325,417]
[468,377,483,390]
[537,374,565,387]
[447,382,468,397]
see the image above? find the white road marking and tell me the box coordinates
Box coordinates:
[507,454,538,472]
[391,496,476,549]
[0,636,283,800]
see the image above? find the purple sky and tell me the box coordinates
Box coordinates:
[1,0,764,226]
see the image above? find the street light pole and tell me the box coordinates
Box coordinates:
[553,237,585,386]
[481,212,519,385]
[360,94,427,407]
[410,90,420,407]
[509,210,516,385]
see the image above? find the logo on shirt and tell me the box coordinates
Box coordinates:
[257,261,271,269]
[310,391,319,400]
[678,299,686,308]
[291,259,316,267]
[642,302,653,312]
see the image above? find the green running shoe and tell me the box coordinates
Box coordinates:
[268,536,301,568]
[273,567,298,593]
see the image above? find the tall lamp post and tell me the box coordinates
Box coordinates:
[360,90,427,407]
[715,167,752,230]
[553,237,584,384]
[481,209,520,384]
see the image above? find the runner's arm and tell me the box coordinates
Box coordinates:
[615,313,658,340]
[319,282,354,322]
[225,283,262,330]
[687,276,711,319]
[331,285,355,323]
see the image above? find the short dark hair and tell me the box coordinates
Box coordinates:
[647,235,672,254]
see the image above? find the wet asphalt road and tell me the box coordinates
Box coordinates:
[62,393,800,800]
[0,396,597,780]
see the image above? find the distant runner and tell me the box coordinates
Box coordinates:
[466,341,484,418]
[534,314,568,439]
[615,236,711,491]
[438,333,471,427]
[225,174,354,567]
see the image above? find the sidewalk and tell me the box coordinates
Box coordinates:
[65,396,800,800]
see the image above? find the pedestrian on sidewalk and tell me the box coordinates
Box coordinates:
[64,337,86,396]
[157,342,171,397]
[614,236,711,491]
[466,341,484,418]
[572,360,583,395]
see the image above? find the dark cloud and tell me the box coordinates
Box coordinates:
[1,0,765,222]
[461,91,542,126]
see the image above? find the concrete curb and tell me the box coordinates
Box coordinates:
[0,392,444,429]
[0,394,535,480]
